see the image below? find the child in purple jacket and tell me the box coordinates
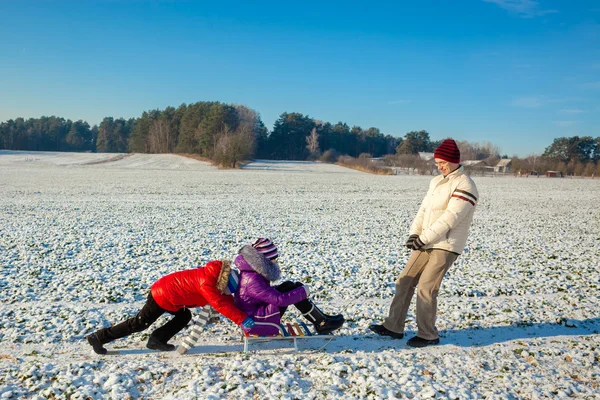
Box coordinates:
[233,238,344,336]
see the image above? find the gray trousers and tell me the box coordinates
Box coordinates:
[384,249,458,340]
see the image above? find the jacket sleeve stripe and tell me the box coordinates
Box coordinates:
[454,189,477,202]
[452,194,476,206]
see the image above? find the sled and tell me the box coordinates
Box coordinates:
[177,306,335,354]
[242,321,334,353]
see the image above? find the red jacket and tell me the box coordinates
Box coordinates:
[151,261,247,325]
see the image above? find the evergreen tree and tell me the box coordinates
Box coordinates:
[332,122,350,156]
[114,118,135,153]
[315,122,334,156]
[129,111,151,153]
[349,125,364,157]
[198,103,238,157]
[268,112,315,160]
[65,120,92,151]
[96,117,115,152]
[543,136,598,163]
[396,130,433,154]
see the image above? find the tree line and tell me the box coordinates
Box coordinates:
[0,102,421,166]
[0,102,400,167]
[511,136,600,177]
[0,102,598,174]
[0,116,98,152]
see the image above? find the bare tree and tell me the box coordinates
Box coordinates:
[572,160,586,176]
[583,162,595,177]
[213,125,255,168]
[384,154,433,174]
[148,118,170,153]
[234,104,260,135]
[525,154,540,172]
[456,140,501,160]
[456,140,476,160]
[306,127,320,158]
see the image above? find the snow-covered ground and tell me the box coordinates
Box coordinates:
[1,151,599,399]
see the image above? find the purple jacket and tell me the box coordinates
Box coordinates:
[234,245,307,336]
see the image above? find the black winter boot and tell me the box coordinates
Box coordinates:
[324,312,344,321]
[146,336,176,351]
[86,333,107,355]
[368,324,404,339]
[303,302,345,335]
[406,336,439,348]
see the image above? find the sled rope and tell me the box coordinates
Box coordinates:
[243,298,360,353]
[304,297,361,354]
[178,298,358,354]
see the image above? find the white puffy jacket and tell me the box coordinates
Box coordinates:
[410,165,478,254]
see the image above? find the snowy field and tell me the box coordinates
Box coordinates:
[1,150,599,399]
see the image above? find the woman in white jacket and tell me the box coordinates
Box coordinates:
[370,138,479,347]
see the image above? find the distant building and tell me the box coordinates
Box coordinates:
[546,170,563,178]
[417,152,436,173]
[462,160,486,167]
[418,152,434,161]
[462,160,487,175]
[494,159,512,174]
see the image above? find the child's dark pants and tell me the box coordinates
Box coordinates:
[275,280,311,315]
[95,292,192,345]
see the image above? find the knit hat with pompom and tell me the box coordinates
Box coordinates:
[252,238,279,260]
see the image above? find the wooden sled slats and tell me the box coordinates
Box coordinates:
[242,320,333,353]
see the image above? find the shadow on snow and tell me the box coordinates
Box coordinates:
[440,317,600,347]
[327,317,600,353]
[110,318,600,356]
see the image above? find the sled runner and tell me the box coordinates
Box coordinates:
[177,306,334,354]
[242,321,334,353]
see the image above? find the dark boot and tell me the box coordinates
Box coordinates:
[368,324,404,339]
[406,336,439,348]
[86,332,107,355]
[94,292,166,347]
[146,336,176,351]
[324,312,344,321]
[150,308,192,344]
[302,301,345,335]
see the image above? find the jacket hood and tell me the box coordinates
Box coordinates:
[235,245,281,282]
[215,259,232,293]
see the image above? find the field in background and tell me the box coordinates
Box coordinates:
[1,151,599,399]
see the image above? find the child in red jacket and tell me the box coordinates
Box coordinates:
[86,260,254,354]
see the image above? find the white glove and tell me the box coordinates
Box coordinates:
[302,284,310,298]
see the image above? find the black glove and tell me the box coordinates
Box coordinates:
[411,236,425,251]
[405,234,419,249]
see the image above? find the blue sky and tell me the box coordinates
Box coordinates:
[1,0,598,156]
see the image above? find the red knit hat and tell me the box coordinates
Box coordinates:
[434,139,460,163]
